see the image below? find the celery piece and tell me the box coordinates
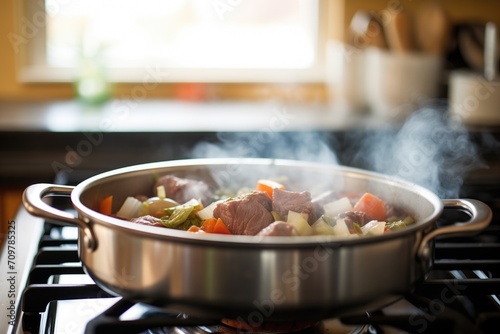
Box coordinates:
[321,215,336,227]
[353,223,363,235]
[386,216,415,231]
[160,205,194,228]
[386,219,406,230]
[160,200,203,229]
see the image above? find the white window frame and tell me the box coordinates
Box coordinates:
[13,0,330,83]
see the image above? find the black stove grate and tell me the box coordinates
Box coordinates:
[85,299,221,334]
[20,225,114,334]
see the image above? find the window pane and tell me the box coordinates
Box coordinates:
[45,0,318,70]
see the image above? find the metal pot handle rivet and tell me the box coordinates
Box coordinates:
[22,183,97,251]
[417,199,492,261]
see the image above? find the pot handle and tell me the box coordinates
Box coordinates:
[418,199,492,261]
[23,183,97,250]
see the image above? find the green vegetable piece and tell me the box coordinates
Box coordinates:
[385,215,415,231]
[386,220,405,230]
[403,216,415,225]
[353,222,363,235]
[386,216,399,223]
[160,199,204,229]
[178,215,202,230]
[160,205,195,228]
[321,215,336,226]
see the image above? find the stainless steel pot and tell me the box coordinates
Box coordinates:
[23,158,492,323]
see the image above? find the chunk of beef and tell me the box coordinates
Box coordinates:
[249,191,273,211]
[385,203,405,219]
[130,215,164,227]
[272,188,316,225]
[155,175,213,205]
[256,221,296,237]
[336,211,373,233]
[213,192,274,235]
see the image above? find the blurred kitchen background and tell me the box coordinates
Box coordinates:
[1,0,500,237]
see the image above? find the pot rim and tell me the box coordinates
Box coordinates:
[70,158,444,247]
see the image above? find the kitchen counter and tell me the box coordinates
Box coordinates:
[0,99,380,133]
[0,99,385,183]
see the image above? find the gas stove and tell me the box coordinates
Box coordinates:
[3,167,500,334]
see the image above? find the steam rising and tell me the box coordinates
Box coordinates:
[190,131,339,165]
[345,108,486,198]
[190,108,489,198]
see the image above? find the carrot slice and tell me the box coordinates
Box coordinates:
[187,225,205,233]
[256,179,285,198]
[213,218,231,234]
[201,218,218,233]
[201,218,231,234]
[353,192,387,221]
[99,195,113,215]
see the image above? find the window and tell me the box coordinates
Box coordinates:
[16,0,327,83]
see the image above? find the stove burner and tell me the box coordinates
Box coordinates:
[85,299,220,334]
[219,318,318,333]
[83,298,373,334]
